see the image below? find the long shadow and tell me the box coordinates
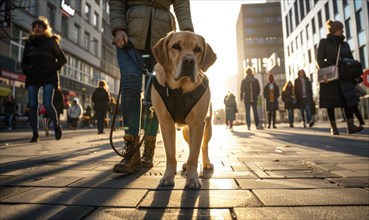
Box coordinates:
[232,125,369,157]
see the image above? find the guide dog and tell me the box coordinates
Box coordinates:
[151,31,217,189]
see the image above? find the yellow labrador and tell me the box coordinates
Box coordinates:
[151,31,217,189]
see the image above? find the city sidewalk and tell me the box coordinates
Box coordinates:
[0,122,368,219]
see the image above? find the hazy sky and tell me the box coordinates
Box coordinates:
[189,0,266,110]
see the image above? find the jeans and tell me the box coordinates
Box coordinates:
[244,102,259,127]
[116,47,158,136]
[28,84,58,134]
[287,109,294,125]
[95,111,105,133]
[299,98,311,125]
[6,113,15,129]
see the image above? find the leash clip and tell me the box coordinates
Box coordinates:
[149,106,154,118]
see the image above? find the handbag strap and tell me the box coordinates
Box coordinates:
[335,44,341,65]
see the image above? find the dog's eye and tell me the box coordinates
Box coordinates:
[194,47,201,53]
[172,43,181,50]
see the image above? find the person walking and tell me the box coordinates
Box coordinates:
[354,84,366,126]
[91,80,111,134]
[224,91,237,131]
[316,20,363,135]
[294,70,314,128]
[2,93,16,131]
[21,16,66,142]
[240,67,263,130]
[263,74,280,129]
[281,81,296,128]
[110,0,194,173]
[67,99,83,130]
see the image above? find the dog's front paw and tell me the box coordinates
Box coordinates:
[185,172,201,189]
[160,171,176,186]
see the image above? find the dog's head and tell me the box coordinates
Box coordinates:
[152,31,217,84]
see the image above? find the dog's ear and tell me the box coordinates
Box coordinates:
[200,37,217,72]
[152,32,174,67]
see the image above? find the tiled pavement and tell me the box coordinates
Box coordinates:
[0,122,368,219]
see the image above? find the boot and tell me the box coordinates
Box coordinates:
[141,136,156,168]
[30,132,39,142]
[330,121,339,135]
[347,119,363,134]
[113,135,141,173]
[54,125,62,140]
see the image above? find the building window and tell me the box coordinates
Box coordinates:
[333,0,338,15]
[359,46,368,68]
[24,0,37,16]
[10,26,27,61]
[306,24,309,40]
[85,3,91,21]
[317,11,322,29]
[47,3,55,28]
[294,1,299,28]
[73,24,80,44]
[285,16,289,36]
[92,38,98,55]
[312,17,316,34]
[84,32,90,50]
[61,15,69,37]
[299,0,305,20]
[355,9,363,32]
[324,3,330,21]
[354,0,362,10]
[344,18,351,39]
[95,0,100,5]
[93,12,99,28]
[308,49,312,63]
[343,0,348,6]
[305,0,310,13]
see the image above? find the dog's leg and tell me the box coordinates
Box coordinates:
[202,116,214,170]
[159,123,177,186]
[186,122,204,189]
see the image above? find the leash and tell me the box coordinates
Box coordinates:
[109,43,155,157]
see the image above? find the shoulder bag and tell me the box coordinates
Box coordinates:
[318,44,341,83]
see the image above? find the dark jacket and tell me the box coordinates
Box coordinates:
[263,83,280,111]
[21,35,66,88]
[281,86,295,110]
[224,93,237,121]
[294,76,313,107]
[316,34,357,108]
[3,97,16,114]
[92,87,110,112]
[240,75,260,103]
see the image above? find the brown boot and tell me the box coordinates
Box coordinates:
[347,119,363,134]
[330,121,339,135]
[141,136,156,168]
[113,135,141,173]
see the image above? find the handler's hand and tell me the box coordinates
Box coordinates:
[114,30,128,48]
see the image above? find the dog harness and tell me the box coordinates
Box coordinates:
[152,76,209,124]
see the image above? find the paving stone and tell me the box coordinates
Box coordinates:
[0,186,33,200]
[337,163,369,170]
[0,175,83,187]
[326,177,369,188]
[139,190,262,208]
[234,206,369,220]
[237,178,339,189]
[253,161,311,171]
[87,208,233,220]
[0,204,93,220]
[2,187,147,207]
[264,170,341,178]
[253,188,369,206]
[331,170,369,178]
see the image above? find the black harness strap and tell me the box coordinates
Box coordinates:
[152,76,209,124]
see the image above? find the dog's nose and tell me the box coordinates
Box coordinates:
[181,56,195,80]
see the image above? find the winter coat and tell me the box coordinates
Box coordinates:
[316,34,357,108]
[91,87,110,112]
[224,93,237,121]
[3,97,16,114]
[281,86,296,110]
[67,102,83,119]
[263,83,280,111]
[21,35,67,88]
[240,75,260,103]
[294,76,313,108]
[109,0,194,51]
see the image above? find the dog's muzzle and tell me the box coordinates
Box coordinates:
[178,56,196,82]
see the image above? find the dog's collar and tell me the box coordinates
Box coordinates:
[152,76,209,124]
